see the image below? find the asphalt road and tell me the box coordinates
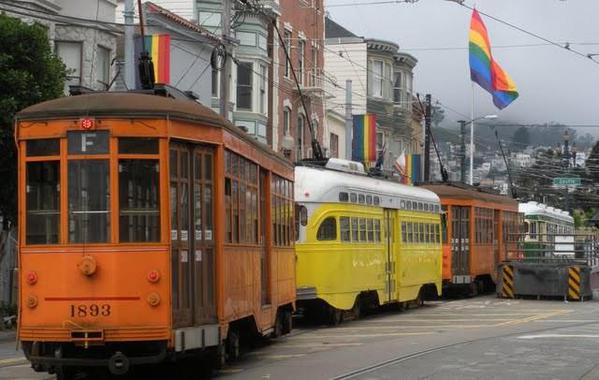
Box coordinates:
[3,296,599,379]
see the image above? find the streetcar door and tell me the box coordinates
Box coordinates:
[191,147,217,324]
[170,144,193,327]
[451,206,470,281]
[384,209,395,303]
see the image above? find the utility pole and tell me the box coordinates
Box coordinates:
[424,94,432,182]
[123,0,135,89]
[459,120,466,183]
[345,80,353,160]
[220,0,231,119]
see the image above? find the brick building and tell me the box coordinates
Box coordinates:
[274,0,326,160]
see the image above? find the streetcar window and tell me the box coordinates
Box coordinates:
[407,223,413,243]
[350,193,357,203]
[119,160,160,242]
[317,217,337,241]
[367,219,374,242]
[366,195,373,205]
[374,220,381,242]
[419,223,425,242]
[406,201,412,211]
[358,194,365,204]
[424,204,429,212]
[26,139,59,157]
[400,200,406,209]
[340,217,351,242]
[401,222,407,243]
[425,224,430,243]
[68,160,110,243]
[295,205,307,242]
[374,196,380,206]
[118,138,159,154]
[435,224,440,244]
[351,217,359,242]
[339,192,349,202]
[441,208,448,244]
[418,202,423,211]
[26,162,60,244]
[412,201,418,210]
[67,131,109,155]
[359,218,367,241]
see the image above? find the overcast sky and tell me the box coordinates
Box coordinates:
[327,0,599,133]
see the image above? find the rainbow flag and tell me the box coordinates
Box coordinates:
[352,114,377,163]
[394,153,422,185]
[469,9,518,109]
[135,34,171,85]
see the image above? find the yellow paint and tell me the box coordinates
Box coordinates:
[296,203,442,310]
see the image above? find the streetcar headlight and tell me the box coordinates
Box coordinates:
[147,270,161,283]
[26,271,38,285]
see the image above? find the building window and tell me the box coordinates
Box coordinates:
[330,133,339,158]
[258,34,267,50]
[283,107,291,136]
[370,60,384,98]
[259,64,267,114]
[298,39,305,85]
[237,31,256,46]
[199,11,221,34]
[311,46,318,86]
[297,114,305,160]
[96,46,111,90]
[55,41,82,93]
[393,72,402,105]
[236,62,253,110]
[284,30,292,78]
[377,131,384,160]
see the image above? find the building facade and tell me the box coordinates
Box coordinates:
[274,0,325,160]
[324,17,419,170]
[2,0,119,94]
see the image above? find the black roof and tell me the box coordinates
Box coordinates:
[325,17,358,39]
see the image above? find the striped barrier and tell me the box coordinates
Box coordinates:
[500,265,514,298]
[568,266,581,301]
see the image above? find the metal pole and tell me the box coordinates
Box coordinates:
[123,0,135,89]
[424,94,432,182]
[470,83,475,185]
[459,120,466,183]
[220,0,231,119]
[345,80,353,160]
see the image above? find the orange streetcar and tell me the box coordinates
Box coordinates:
[421,184,520,295]
[15,89,295,378]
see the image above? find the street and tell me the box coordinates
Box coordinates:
[4,296,599,379]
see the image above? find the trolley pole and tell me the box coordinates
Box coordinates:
[459,120,466,183]
[345,80,353,160]
[424,94,432,182]
[219,0,232,119]
[123,0,135,89]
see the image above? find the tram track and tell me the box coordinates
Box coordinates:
[330,318,599,379]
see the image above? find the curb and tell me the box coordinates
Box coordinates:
[0,357,27,369]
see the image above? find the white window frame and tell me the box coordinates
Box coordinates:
[259,64,267,114]
[393,71,402,105]
[371,60,384,98]
[55,41,82,93]
[284,30,292,79]
[298,39,306,85]
[283,107,291,136]
[96,45,111,90]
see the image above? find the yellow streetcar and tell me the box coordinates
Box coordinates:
[295,159,442,323]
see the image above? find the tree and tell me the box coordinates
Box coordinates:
[512,127,530,148]
[0,14,66,229]
[431,104,445,128]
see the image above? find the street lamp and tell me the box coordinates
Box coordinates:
[459,114,498,185]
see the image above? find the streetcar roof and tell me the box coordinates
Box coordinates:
[15,92,292,167]
[519,201,574,224]
[295,165,440,210]
[421,184,518,209]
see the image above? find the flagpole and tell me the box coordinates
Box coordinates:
[470,82,475,185]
